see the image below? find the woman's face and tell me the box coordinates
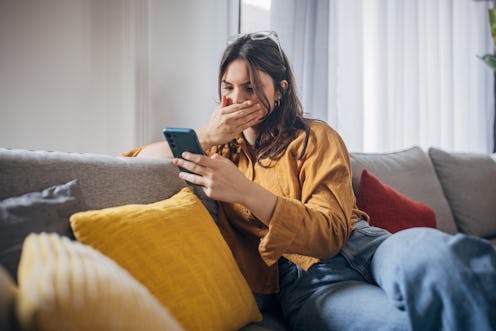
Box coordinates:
[221,59,279,120]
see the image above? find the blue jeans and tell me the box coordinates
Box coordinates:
[273,220,496,331]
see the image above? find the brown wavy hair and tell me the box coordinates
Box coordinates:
[217,33,310,165]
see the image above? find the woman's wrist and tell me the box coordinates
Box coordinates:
[241,181,277,225]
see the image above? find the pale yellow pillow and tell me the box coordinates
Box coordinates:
[70,187,262,331]
[16,233,184,331]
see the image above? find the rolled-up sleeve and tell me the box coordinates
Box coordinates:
[121,146,144,157]
[258,125,357,266]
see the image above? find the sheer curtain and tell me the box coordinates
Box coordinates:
[271,0,494,153]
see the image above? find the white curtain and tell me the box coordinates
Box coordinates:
[270,0,330,121]
[271,0,494,153]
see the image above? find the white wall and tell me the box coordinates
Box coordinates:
[148,0,233,144]
[0,0,132,155]
[0,0,234,155]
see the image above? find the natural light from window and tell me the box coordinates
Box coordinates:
[240,0,271,33]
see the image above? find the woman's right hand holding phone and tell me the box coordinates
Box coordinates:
[197,96,264,148]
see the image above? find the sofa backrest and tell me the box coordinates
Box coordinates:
[0,146,460,236]
[0,148,216,216]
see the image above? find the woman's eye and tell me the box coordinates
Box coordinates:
[222,86,233,91]
[246,87,254,93]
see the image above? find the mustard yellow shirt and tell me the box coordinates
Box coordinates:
[124,120,367,294]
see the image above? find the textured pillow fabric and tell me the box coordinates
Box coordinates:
[0,265,16,331]
[357,170,437,233]
[350,146,457,234]
[0,179,85,282]
[16,233,184,331]
[70,187,262,331]
[429,147,496,237]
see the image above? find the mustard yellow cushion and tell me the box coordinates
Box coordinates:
[70,187,262,331]
[16,233,184,331]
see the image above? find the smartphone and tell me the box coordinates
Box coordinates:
[163,127,204,175]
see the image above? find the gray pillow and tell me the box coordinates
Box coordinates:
[350,146,457,234]
[429,148,496,238]
[0,179,86,282]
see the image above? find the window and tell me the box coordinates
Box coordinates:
[240,0,271,33]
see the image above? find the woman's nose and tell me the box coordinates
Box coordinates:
[231,88,247,104]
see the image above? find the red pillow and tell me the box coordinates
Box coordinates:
[357,169,437,233]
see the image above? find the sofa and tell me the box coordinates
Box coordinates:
[0,145,495,331]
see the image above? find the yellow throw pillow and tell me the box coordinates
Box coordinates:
[16,233,184,331]
[70,187,262,331]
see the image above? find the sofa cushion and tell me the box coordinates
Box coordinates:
[70,187,262,331]
[357,169,437,233]
[350,146,457,234]
[241,311,291,331]
[428,147,496,237]
[0,179,85,282]
[16,233,184,331]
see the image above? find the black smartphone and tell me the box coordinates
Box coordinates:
[163,127,204,175]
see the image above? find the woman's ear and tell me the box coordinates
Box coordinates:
[280,80,289,91]
[276,80,289,100]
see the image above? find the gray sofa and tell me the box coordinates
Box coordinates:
[1,146,495,331]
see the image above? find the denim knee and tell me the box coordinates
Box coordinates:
[371,227,496,331]
[373,227,496,285]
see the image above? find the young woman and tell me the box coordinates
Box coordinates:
[127,32,496,331]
